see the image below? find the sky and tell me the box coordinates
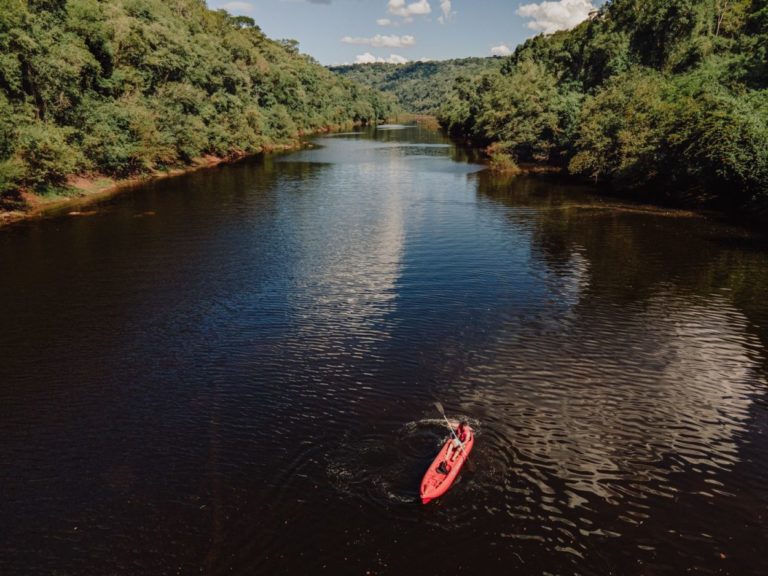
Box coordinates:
[206,0,604,65]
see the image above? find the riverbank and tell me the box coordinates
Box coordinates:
[4,121,762,234]
[477,147,768,231]
[394,114,441,131]
[0,126,350,228]
[1,157,240,228]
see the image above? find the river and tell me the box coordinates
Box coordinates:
[1,125,767,575]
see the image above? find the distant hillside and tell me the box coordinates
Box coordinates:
[330,58,504,114]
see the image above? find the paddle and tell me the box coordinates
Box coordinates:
[433,401,474,471]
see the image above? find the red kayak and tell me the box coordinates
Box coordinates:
[420,426,474,504]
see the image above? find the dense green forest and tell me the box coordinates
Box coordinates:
[439,0,768,210]
[330,58,503,115]
[0,0,396,210]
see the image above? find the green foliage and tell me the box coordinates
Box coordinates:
[330,58,504,114]
[744,0,768,86]
[440,60,583,167]
[487,147,521,174]
[78,96,174,176]
[476,60,581,163]
[438,0,768,209]
[665,84,768,203]
[630,0,712,70]
[569,70,669,188]
[0,93,18,159]
[16,123,82,190]
[0,158,23,200]
[0,0,397,203]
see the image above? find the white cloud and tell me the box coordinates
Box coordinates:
[386,54,408,64]
[354,52,378,64]
[491,43,512,56]
[437,0,454,23]
[377,18,393,26]
[355,52,409,64]
[387,0,431,20]
[342,34,416,48]
[517,0,597,34]
[220,1,254,12]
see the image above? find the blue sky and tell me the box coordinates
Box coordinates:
[207,0,603,65]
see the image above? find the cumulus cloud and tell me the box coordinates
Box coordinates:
[437,0,454,23]
[355,53,378,63]
[377,18,393,26]
[220,1,254,13]
[342,34,416,48]
[387,0,431,20]
[491,43,512,56]
[517,0,597,34]
[355,52,409,64]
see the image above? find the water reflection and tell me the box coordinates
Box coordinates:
[458,171,768,568]
[471,291,761,501]
[279,141,408,349]
[0,126,767,576]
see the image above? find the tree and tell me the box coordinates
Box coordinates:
[569,70,668,188]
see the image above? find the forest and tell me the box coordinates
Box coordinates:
[330,58,503,115]
[0,0,396,211]
[438,0,768,210]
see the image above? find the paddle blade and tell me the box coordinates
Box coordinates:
[433,401,445,416]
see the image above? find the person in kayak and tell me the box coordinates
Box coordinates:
[437,421,470,474]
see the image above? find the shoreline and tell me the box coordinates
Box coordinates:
[0,128,344,229]
[2,123,763,234]
[480,157,768,232]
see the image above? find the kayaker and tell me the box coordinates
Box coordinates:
[455,421,470,446]
[437,421,470,474]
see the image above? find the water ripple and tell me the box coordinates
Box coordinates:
[0,128,767,575]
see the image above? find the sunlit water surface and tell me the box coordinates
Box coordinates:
[1,126,767,575]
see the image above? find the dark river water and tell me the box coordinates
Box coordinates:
[1,125,768,575]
